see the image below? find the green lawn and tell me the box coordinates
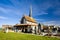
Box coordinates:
[0,32,60,40]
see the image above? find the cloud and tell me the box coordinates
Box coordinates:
[35,18,60,26]
[0,16,8,19]
[33,11,48,17]
[0,7,9,13]
[9,0,20,7]
[0,7,21,15]
[42,21,60,26]
[33,0,60,16]
[35,18,44,21]
[38,12,48,15]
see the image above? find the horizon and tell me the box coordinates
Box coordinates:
[0,0,60,27]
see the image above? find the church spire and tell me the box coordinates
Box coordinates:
[29,5,32,17]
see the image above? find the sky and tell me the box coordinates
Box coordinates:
[0,0,60,27]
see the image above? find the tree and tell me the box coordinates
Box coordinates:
[38,23,41,35]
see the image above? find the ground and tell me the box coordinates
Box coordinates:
[0,31,60,40]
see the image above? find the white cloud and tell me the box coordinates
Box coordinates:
[39,12,48,15]
[35,18,44,21]
[0,7,8,13]
[34,11,48,16]
[9,0,20,7]
[42,21,60,26]
[0,16,8,19]
[0,7,12,14]
[39,2,52,11]
[0,7,21,15]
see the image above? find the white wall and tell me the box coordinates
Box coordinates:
[26,21,37,25]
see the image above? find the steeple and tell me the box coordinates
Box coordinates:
[29,5,32,17]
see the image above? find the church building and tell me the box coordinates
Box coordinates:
[14,6,38,33]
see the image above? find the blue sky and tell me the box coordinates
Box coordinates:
[0,0,60,27]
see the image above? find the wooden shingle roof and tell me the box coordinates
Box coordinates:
[23,15,36,23]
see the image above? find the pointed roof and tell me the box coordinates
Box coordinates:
[23,15,36,23]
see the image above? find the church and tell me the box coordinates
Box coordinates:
[14,6,38,33]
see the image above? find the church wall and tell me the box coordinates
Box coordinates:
[31,26,35,33]
[25,21,37,25]
[23,20,38,33]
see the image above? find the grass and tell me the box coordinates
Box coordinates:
[0,32,60,40]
